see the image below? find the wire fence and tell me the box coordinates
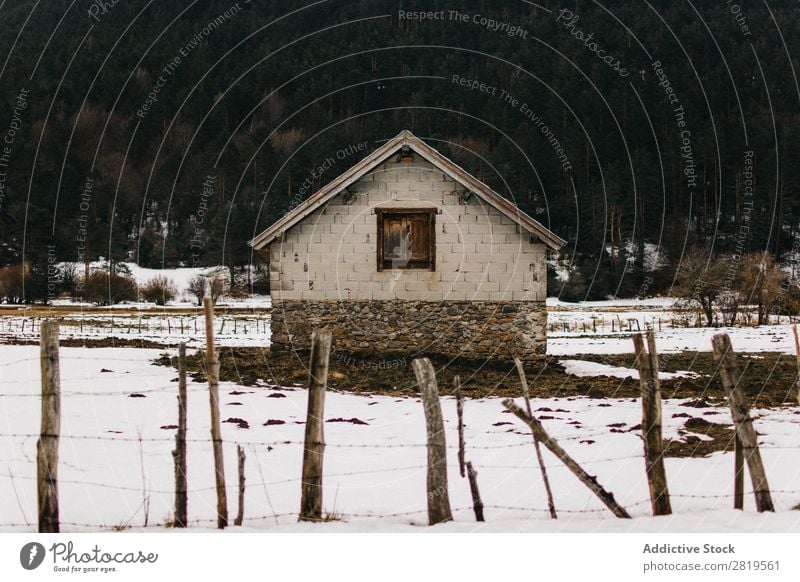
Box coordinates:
[2,322,799,532]
[3,423,800,531]
[0,314,271,346]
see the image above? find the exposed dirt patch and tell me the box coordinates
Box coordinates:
[681,398,712,408]
[5,337,174,349]
[326,417,369,425]
[663,417,736,458]
[223,417,250,429]
[154,348,800,408]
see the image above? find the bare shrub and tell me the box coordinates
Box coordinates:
[140,275,178,306]
[188,274,225,305]
[83,269,138,305]
[0,263,27,303]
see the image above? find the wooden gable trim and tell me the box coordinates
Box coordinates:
[250,130,566,251]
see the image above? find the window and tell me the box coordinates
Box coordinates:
[376,208,436,271]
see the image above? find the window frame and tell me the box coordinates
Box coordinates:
[375,207,437,272]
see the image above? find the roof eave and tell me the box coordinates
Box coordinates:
[249,131,567,252]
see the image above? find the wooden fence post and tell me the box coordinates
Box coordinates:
[235,445,246,526]
[299,331,332,521]
[502,399,631,518]
[632,332,672,516]
[514,358,557,519]
[793,324,800,406]
[454,376,466,478]
[733,434,745,510]
[204,294,228,528]
[711,334,774,512]
[454,376,485,522]
[172,342,188,527]
[38,320,61,533]
[412,358,453,526]
[466,462,484,522]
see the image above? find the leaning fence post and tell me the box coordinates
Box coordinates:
[172,342,188,527]
[711,333,774,512]
[503,399,631,518]
[299,331,332,521]
[235,445,246,526]
[733,434,745,510]
[632,332,672,516]
[454,376,485,522]
[412,358,453,526]
[514,358,557,520]
[38,320,61,533]
[466,461,485,522]
[204,293,228,528]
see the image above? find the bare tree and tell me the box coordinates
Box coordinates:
[674,248,728,326]
[738,252,786,325]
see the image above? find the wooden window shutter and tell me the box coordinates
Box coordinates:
[376,209,435,271]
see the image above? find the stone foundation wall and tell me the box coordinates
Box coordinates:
[270,300,547,361]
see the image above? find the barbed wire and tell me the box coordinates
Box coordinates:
[12,490,800,531]
[0,430,632,449]
[0,463,435,494]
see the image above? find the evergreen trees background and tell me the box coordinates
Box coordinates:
[0,0,797,300]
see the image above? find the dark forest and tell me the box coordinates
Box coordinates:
[0,0,798,301]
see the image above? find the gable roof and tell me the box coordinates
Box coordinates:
[249,130,566,251]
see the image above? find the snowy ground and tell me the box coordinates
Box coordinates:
[0,308,271,348]
[546,297,798,355]
[2,295,798,356]
[1,345,799,532]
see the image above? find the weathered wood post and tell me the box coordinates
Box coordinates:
[733,434,745,510]
[514,358,557,519]
[632,332,672,516]
[412,358,453,525]
[38,320,61,533]
[711,334,774,512]
[235,445,246,526]
[793,324,800,406]
[172,342,188,527]
[204,293,228,528]
[454,376,466,478]
[465,461,484,522]
[503,399,631,518]
[299,331,332,521]
[454,376,485,522]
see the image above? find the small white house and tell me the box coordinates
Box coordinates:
[250,131,565,361]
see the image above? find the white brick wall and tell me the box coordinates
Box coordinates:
[269,159,548,301]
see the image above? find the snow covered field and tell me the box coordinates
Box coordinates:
[0,308,271,348]
[1,345,799,533]
[2,295,797,357]
[547,297,798,355]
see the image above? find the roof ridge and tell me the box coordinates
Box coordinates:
[249,133,566,251]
